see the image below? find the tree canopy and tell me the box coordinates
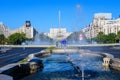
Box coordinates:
[106,33,116,43]
[0,34,5,44]
[8,33,26,45]
[115,31,120,43]
[95,32,106,43]
[94,32,117,44]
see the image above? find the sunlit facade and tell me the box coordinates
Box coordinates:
[83,13,120,39]
[45,28,72,41]
[0,21,34,39]
[11,21,34,39]
[0,22,10,38]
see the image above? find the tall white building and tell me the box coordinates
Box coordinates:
[83,13,120,39]
[45,28,72,41]
[0,22,10,38]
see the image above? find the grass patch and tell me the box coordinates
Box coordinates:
[46,47,58,50]
[19,58,28,63]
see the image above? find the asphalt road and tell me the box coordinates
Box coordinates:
[0,45,120,68]
[0,47,45,67]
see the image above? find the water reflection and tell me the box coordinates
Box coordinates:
[22,53,120,80]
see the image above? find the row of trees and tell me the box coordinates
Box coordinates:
[0,33,27,45]
[94,31,120,43]
[0,34,6,44]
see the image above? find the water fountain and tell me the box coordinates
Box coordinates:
[24,33,54,45]
[61,41,86,80]
[21,10,120,80]
[21,34,120,80]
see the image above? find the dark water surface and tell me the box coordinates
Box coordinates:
[22,51,120,80]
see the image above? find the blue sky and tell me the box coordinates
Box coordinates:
[0,0,120,32]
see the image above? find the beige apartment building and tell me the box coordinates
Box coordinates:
[0,21,34,39]
[10,21,34,39]
[0,22,10,38]
[83,13,120,39]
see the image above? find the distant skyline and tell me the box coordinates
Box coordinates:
[0,0,120,32]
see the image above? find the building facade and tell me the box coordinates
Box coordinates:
[83,13,120,39]
[45,28,72,41]
[0,21,35,39]
[11,21,34,39]
[0,22,10,38]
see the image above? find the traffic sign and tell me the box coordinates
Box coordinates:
[61,40,67,45]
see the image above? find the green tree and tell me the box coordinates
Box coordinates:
[0,34,5,44]
[106,33,116,43]
[8,33,26,45]
[95,32,106,43]
[116,31,120,42]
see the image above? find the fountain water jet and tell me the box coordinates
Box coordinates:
[24,33,54,45]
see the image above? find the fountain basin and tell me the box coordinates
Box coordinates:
[21,49,120,80]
